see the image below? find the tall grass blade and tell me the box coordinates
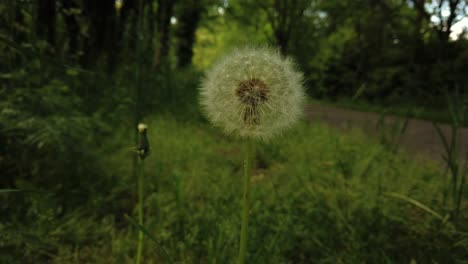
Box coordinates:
[0,189,48,194]
[384,192,445,221]
[433,122,450,156]
[0,189,21,193]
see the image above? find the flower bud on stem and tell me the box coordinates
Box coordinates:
[135,123,148,264]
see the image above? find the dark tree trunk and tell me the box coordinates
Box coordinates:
[117,0,138,47]
[148,0,156,48]
[10,1,27,44]
[36,0,56,46]
[439,0,460,43]
[411,0,461,44]
[154,0,176,68]
[175,0,203,68]
[81,0,117,67]
[60,0,80,54]
[271,0,307,55]
[275,30,289,55]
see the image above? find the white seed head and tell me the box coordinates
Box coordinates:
[137,123,148,133]
[199,46,306,140]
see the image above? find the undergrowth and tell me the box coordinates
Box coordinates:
[2,115,466,263]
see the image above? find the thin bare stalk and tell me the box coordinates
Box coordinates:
[136,159,145,264]
[238,141,252,264]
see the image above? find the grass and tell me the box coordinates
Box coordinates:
[2,114,467,263]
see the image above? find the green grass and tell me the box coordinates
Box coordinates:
[2,115,467,263]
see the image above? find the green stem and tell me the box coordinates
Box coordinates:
[455,161,466,218]
[238,141,252,264]
[136,159,144,264]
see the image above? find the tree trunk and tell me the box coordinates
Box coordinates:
[61,0,80,54]
[275,30,289,55]
[81,0,117,67]
[272,0,307,55]
[117,0,138,49]
[154,0,176,68]
[36,0,56,46]
[175,0,202,68]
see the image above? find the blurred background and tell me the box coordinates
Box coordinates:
[1,0,468,263]
[2,0,468,110]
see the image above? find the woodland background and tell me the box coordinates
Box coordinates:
[1,0,468,263]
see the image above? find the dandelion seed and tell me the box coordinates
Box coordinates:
[199,46,305,139]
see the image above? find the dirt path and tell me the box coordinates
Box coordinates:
[305,104,468,162]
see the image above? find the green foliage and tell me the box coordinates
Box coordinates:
[0,81,110,262]
[308,26,358,97]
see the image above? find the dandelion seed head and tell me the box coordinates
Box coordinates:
[199,46,306,140]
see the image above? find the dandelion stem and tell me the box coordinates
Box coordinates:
[238,141,252,264]
[136,159,144,264]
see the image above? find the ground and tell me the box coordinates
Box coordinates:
[306,104,468,163]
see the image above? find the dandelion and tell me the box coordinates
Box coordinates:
[199,46,305,140]
[136,123,150,159]
[137,123,148,133]
[115,0,123,11]
[135,122,149,264]
[199,47,305,264]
